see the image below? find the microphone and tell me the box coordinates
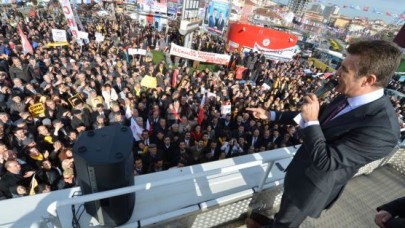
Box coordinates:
[313,79,338,98]
[294,78,338,125]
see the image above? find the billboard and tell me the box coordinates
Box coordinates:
[204,0,230,35]
[137,0,168,14]
[228,23,298,61]
[167,0,178,19]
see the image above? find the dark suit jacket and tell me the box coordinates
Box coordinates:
[113,82,126,94]
[277,95,400,218]
[269,135,283,147]
[216,18,225,30]
[377,196,405,227]
[247,135,261,148]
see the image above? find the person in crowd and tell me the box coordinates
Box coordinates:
[134,157,146,176]
[57,168,78,190]
[142,143,161,173]
[0,160,34,199]
[36,159,61,191]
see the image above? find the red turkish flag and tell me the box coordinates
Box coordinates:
[17,23,33,55]
[235,66,247,80]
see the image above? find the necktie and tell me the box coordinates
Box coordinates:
[322,98,348,125]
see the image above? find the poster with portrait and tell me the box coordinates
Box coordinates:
[204,0,230,35]
[68,94,85,108]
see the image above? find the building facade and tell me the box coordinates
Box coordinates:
[287,0,309,17]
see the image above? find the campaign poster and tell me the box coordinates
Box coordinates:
[204,0,230,35]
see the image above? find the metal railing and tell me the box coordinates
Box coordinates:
[42,152,294,227]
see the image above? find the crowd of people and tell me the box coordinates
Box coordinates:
[0,4,404,201]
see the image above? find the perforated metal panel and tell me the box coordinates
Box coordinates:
[388,148,405,175]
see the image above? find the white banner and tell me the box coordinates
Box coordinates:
[77,31,89,39]
[253,43,296,61]
[128,48,146,55]
[52,29,67,42]
[170,43,230,65]
[95,32,105,42]
[261,83,271,91]
[207,92,217,98]
[220,104,232,115]
[59,0,79,39]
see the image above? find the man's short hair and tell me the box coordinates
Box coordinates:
[346,40,402,87]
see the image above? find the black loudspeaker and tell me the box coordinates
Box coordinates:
[394,24,405,48]
[73,125,135,227]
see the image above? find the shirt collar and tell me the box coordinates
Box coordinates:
[347,89,384,109]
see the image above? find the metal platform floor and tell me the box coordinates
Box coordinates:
[301,165,405,228]
[225,165,405,228]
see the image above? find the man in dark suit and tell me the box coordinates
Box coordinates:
[269,129,283,148]
[215,11,226,31]
[375,196,405,228]
[208,8,217,28]
[247,40,402,227]
[247,129,261,151]
[202,141,221,162]
[91,103,111,124]
[113,77,126,94]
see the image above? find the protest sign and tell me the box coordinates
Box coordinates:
[52,29,67,42]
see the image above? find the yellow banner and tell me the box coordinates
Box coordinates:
[45,41,69,48]
[29,103,45,117]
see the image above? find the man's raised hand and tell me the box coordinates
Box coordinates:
[247,107,268,120]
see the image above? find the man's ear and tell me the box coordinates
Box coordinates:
[363,74,377,87]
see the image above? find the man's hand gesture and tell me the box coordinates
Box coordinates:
[247,107,268,120]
